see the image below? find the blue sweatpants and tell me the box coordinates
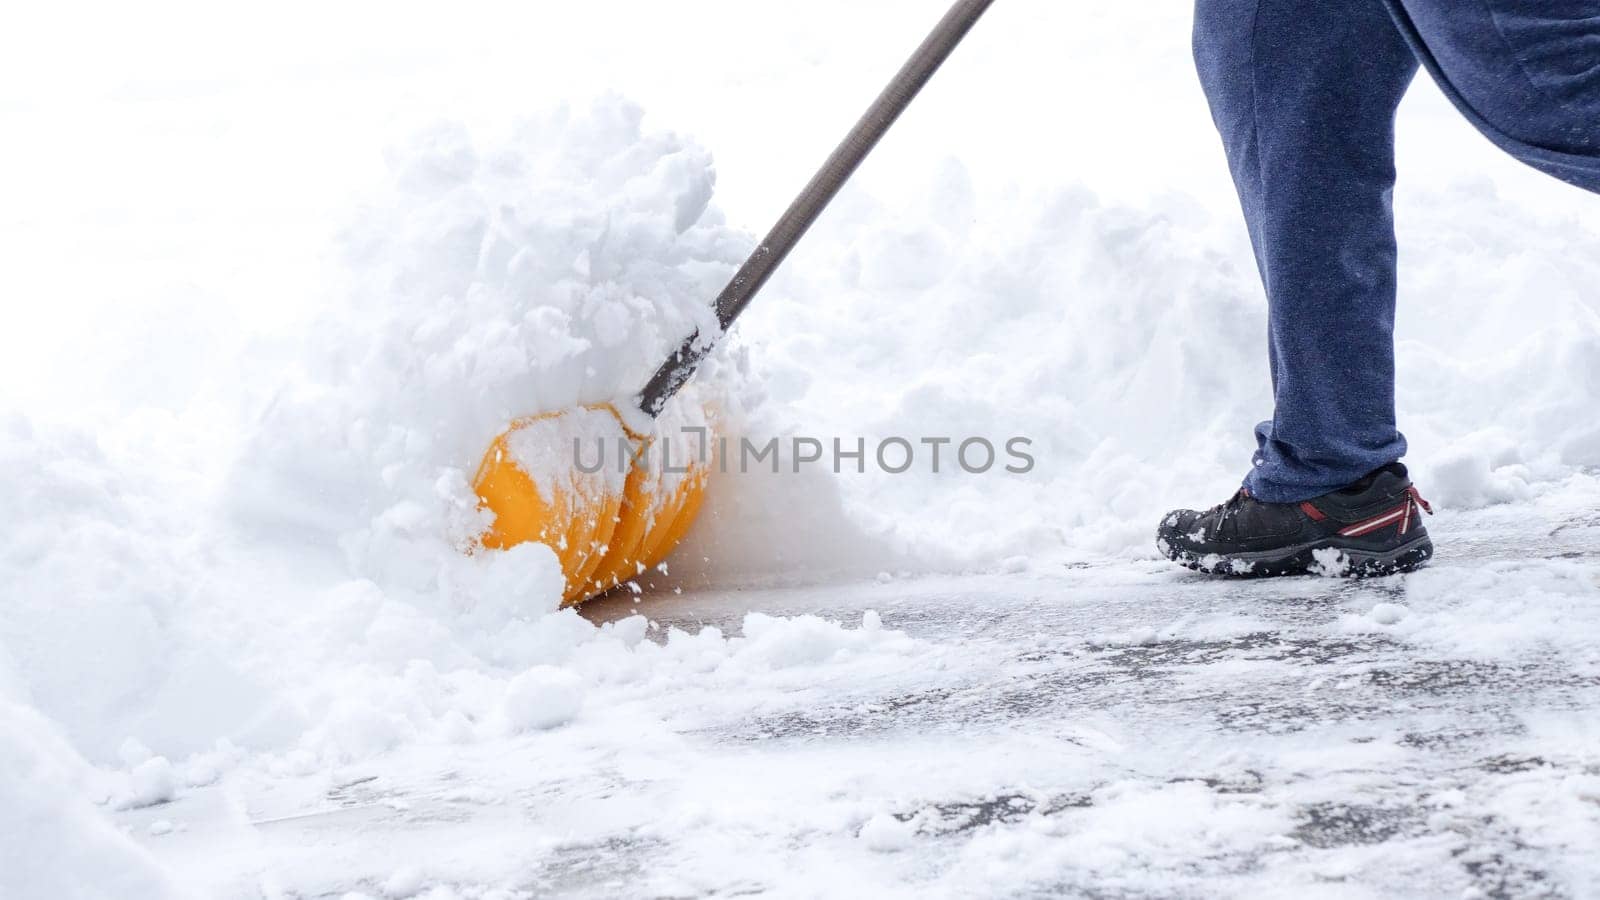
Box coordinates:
[1193,0,1600,502]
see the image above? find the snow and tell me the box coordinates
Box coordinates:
[503,407,631,501]
[115,757,179,811]
[0,696,184,899]
[381,867,427,899]
[498,666,584,733]
[1310,548,1352,578]
[859,813,916,853]
[1370,603,1409,626]
[2,0,1599,896]
[1425,440,1535,509]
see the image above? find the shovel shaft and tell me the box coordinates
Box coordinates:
[636,0,996,417]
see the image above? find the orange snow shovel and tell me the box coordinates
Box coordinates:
[473,0,995,605]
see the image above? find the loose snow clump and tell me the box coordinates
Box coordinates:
[115,756,178,810]
[859,813,916,852]
[1370,602,1408,625]
[729,610,905,669]
[500,665,585,732]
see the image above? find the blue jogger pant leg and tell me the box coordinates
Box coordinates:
[1192,0,1600,503]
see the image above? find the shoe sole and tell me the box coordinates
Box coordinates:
[1165,533,1434,578]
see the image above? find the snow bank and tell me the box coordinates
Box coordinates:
[0,694,186,899]
[227,97,899,598]
[230,102,742,580]
[723,162,1600,565]
[0,414,275,762]
[0,98,921,894]
[0,98,939,770]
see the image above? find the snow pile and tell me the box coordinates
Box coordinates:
[735,173,1274,561]
[0,99,914,895]
[113,753,180,811]
[733,610,893,668]
[0,694,186,900]
[1391,179,1600,510]
[727,162,1600,564]
[0,414,276,762]
[229,100,755,585]
[0,94,953,894]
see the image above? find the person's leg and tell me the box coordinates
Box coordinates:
[1382,0,1600,193]
[1193,0,1420,502]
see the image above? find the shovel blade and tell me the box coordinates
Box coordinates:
[472,404,709,606]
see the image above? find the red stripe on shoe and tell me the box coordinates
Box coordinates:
[1300,501,1327,521]
[1338,504,1409,538]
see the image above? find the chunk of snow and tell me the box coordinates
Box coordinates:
[730,612,912,669]
[1309,548,1349,577]
[116,757,178,810]
[382,866,426,898]
[184,760,220,787]
[1423,441,1531,509]
[0,697,184,898]
[500,666,584,732]
[1370,603,1408,625]
[858,813,915,852]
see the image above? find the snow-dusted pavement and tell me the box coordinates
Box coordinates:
[119,486,1600,899]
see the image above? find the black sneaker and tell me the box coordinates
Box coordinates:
[1157,463,1433,577]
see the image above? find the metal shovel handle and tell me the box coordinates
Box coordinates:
[636,0,997,417]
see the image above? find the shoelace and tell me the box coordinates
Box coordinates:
[1408,485,1434,515]
[1204,487,1252,537]
[1205,487,1250,516]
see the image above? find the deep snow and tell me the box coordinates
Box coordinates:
[3,0,1600,897]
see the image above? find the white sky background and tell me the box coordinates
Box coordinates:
[1,0,1589,413]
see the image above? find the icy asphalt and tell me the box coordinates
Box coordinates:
[118,489,1600,899]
